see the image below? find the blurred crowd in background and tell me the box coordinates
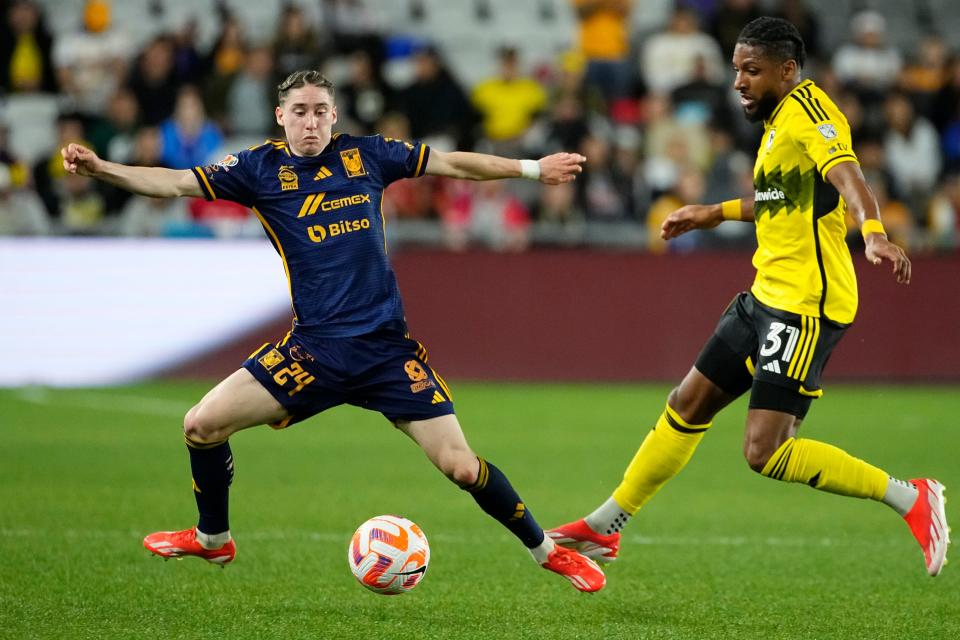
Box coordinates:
[1,0,958,253]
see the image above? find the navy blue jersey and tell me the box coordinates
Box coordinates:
[192,134,430,340]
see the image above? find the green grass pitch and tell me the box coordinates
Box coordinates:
[1,382,958,640]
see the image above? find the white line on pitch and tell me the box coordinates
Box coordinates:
[10,387,189,418]
[0,528,893,548]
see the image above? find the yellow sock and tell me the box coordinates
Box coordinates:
[612,404,712,514]
[760,437,888,500]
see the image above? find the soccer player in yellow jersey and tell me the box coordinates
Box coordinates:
[549,17,950,577]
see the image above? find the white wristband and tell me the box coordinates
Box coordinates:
[519,159,541,180]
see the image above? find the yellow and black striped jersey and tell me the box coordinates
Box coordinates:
[750,79,859,325]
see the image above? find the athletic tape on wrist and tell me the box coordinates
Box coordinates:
[721,199,742,221]
[861,219,886,239]
[519,159,540,180]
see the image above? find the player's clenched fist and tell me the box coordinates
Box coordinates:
[61,143,102,177]
[538,153,586,185]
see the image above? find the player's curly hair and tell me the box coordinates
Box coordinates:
[277,70,335,104]
[737,17,806,69]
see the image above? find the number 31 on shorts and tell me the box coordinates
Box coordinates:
[760,321,801,361]
[759,317,821,381]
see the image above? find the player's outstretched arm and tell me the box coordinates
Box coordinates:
[61,143,203,198]
[425,150,585,185]
[826,161,911,284]
[660,198,755,240]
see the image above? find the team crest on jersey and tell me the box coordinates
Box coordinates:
[278,165,299,191]
[340,148,367,177]
[258,348,285,371]
[817,123,838,140]
[217,154,238,169]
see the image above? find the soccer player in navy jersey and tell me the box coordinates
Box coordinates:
[61,70,606,592]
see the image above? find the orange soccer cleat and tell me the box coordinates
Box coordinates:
[547,518,621,564]
[541,545,606,593]
[143,528,236,566]
[903,479,950,577]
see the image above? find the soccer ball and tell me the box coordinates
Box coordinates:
[348,515,430,595]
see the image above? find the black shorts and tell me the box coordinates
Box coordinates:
[694,292,847,419]
[243,328,455,428]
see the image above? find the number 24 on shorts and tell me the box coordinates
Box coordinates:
[272,362,315,397]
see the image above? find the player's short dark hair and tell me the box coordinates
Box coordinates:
[737,17,806,69]
[277,70,335,104]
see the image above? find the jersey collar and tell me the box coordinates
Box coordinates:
[319,132,342,156]
[766,79,815,125]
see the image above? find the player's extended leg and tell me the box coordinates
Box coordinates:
[144,368,289,565]
[549,366,741,562]
[612,367,736,515]
[745,398,950,576]
[396,414,606,592]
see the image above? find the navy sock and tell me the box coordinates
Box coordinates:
[185,435,233,534]
[465,457,545,548]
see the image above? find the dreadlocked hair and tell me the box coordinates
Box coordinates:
[737,17,806,69]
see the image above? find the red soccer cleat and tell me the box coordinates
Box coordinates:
[903,479,950,577]
[547,518,621,564]
[541,545,606,593]
[143,528,236,566]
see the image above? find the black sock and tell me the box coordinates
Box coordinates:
[185,435,233,534]
[465,457,545,549]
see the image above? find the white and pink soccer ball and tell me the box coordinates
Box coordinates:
[348,515,430,595]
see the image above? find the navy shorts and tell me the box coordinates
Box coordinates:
[243,327,455,428]
[695,292,847,419]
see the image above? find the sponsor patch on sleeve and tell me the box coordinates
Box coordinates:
[817,124,838,140]
[216,154,239,169]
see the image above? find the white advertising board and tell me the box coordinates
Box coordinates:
[0,238,291,386]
